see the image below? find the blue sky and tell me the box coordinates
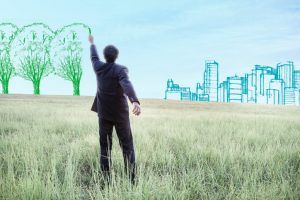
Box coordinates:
[1,0,300,98]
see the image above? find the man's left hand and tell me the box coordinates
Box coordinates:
[132,102,141,116]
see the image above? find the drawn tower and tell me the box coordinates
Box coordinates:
[203,60,219,102]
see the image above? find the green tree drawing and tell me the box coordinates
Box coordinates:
[0,23,18,94]
[55,32,83,96]
[53,23,90,96]
[11,23,54,95]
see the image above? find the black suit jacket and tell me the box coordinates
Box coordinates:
[90,44,139,122]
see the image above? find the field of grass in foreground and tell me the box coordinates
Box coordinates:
[0,94,299,200]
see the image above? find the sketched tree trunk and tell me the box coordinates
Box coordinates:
[11,23,54,95]
[0,51,14,94]
[0,23,18,94]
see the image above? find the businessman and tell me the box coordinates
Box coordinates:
[88,35,141,184]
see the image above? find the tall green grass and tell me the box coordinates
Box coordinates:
[0,95,299,199]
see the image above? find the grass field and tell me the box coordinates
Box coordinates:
[0,94,299,199]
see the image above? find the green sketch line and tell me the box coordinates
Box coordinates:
[0,23,19,94]
[2,22,91,95]
[11,23,55,95]
[52,23,91,96]
[55,23,91,35]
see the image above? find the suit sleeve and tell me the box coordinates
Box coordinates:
[118,67,140,104]
[91,96,98,113]
[90,44,105,73]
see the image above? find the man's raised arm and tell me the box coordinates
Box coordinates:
[89,35,105,72]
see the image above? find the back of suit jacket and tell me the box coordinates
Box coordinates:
[90,45,139,122]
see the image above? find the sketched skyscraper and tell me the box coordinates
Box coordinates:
[294,70,300,89]
[284,88,297,105]
[295,70,300,106]
[226,75,244,103]
[269,79,285,104]
[218,81,227,102]
[164,60,299,106]
[244,72,256,103]
[277,61,294,88]
[253,65,274,104]
[203,60,219,102]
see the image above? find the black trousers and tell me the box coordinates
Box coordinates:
[98,117,136,183]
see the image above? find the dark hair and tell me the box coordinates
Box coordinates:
[103,45,119,63]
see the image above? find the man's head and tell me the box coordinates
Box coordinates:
[103,45,119,63]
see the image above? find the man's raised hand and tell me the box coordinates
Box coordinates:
[88,35,94,44]
[132,102,141,116]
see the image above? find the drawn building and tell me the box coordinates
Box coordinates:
[203,60,219,102]
[266,89,280,105]
[164,60,299,106]
[164,79,191,101]
[294,70,300,89]
[284,87,297,105]
[244,72,256,103]
[252,65,275,104]
[277,61,294,88]
[226,75,244,102]
[269,79,285,105]
[195,82,209,102]
[218,81,228,103]
[297,90,300,106]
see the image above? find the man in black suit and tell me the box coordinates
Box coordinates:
[88,35,141,184]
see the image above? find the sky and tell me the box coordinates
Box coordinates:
[1,0,300,98]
